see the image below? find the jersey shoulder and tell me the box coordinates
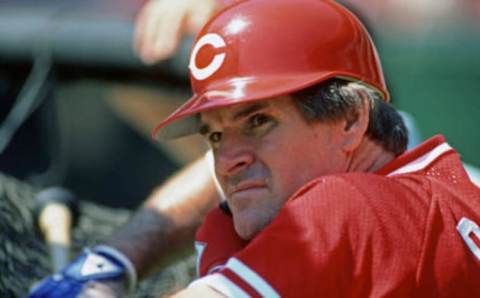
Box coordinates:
[281,173,431,249]
[288,172,426,213]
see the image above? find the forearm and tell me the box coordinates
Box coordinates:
[105,156,220,278]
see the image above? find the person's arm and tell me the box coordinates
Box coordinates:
[106,156,220,278]
[29,157,220,298]
[134,0,221,64]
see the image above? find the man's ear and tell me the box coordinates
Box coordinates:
[341,92,370,152]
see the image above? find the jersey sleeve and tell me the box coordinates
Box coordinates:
[191,175,424,297]
[195,203,249,277]
[192,177,362,297]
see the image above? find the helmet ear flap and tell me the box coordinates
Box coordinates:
[153,0,388,140]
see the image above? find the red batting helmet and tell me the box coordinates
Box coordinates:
[153,0,388,140]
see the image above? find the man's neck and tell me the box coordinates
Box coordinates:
[347,138,395,173]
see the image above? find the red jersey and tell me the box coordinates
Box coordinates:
[193,135,480,297]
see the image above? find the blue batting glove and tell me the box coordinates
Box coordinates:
[29,246,137,298]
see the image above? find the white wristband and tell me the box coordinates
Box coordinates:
[94,245,138,292]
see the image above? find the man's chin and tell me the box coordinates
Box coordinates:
[234,225,257,240]
[233,212,267,240]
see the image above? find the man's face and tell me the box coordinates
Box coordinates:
[200,96,347,240]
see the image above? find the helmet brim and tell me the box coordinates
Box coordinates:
[152,71,389,140]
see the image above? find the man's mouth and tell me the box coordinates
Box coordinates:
[228,180,267,197]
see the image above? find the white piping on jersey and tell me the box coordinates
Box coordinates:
[225,257,280,298]
[189,273,250,298]
[387,143,452,177]
[194,241,207,277]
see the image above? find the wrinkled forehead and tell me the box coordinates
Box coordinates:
[199,101,269,132]
[198,95,292,133]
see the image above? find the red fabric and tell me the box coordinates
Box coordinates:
[221,268,262,298]
[195,207,248,277]
[195,136,480,297]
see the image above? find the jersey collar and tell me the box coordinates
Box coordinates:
[376,135,453,177]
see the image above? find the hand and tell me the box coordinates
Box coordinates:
[134,0,221,64]
[29,246,136,298]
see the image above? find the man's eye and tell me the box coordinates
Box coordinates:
[209,132,222,143]
[250,114,271,128]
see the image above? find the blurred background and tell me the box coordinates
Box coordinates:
[0,0,479,209]
[0,0,202,209]
[346,0,480,169]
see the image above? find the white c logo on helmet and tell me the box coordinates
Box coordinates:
[189,33,226,81]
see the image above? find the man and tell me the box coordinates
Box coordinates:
[157,1,480,296]
[31,0,480,297]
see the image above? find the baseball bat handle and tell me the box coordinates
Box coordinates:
[38,202,73,273]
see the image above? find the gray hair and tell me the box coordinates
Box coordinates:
[292,79,408,156]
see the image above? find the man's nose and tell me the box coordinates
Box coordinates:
[215,137,254,177]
